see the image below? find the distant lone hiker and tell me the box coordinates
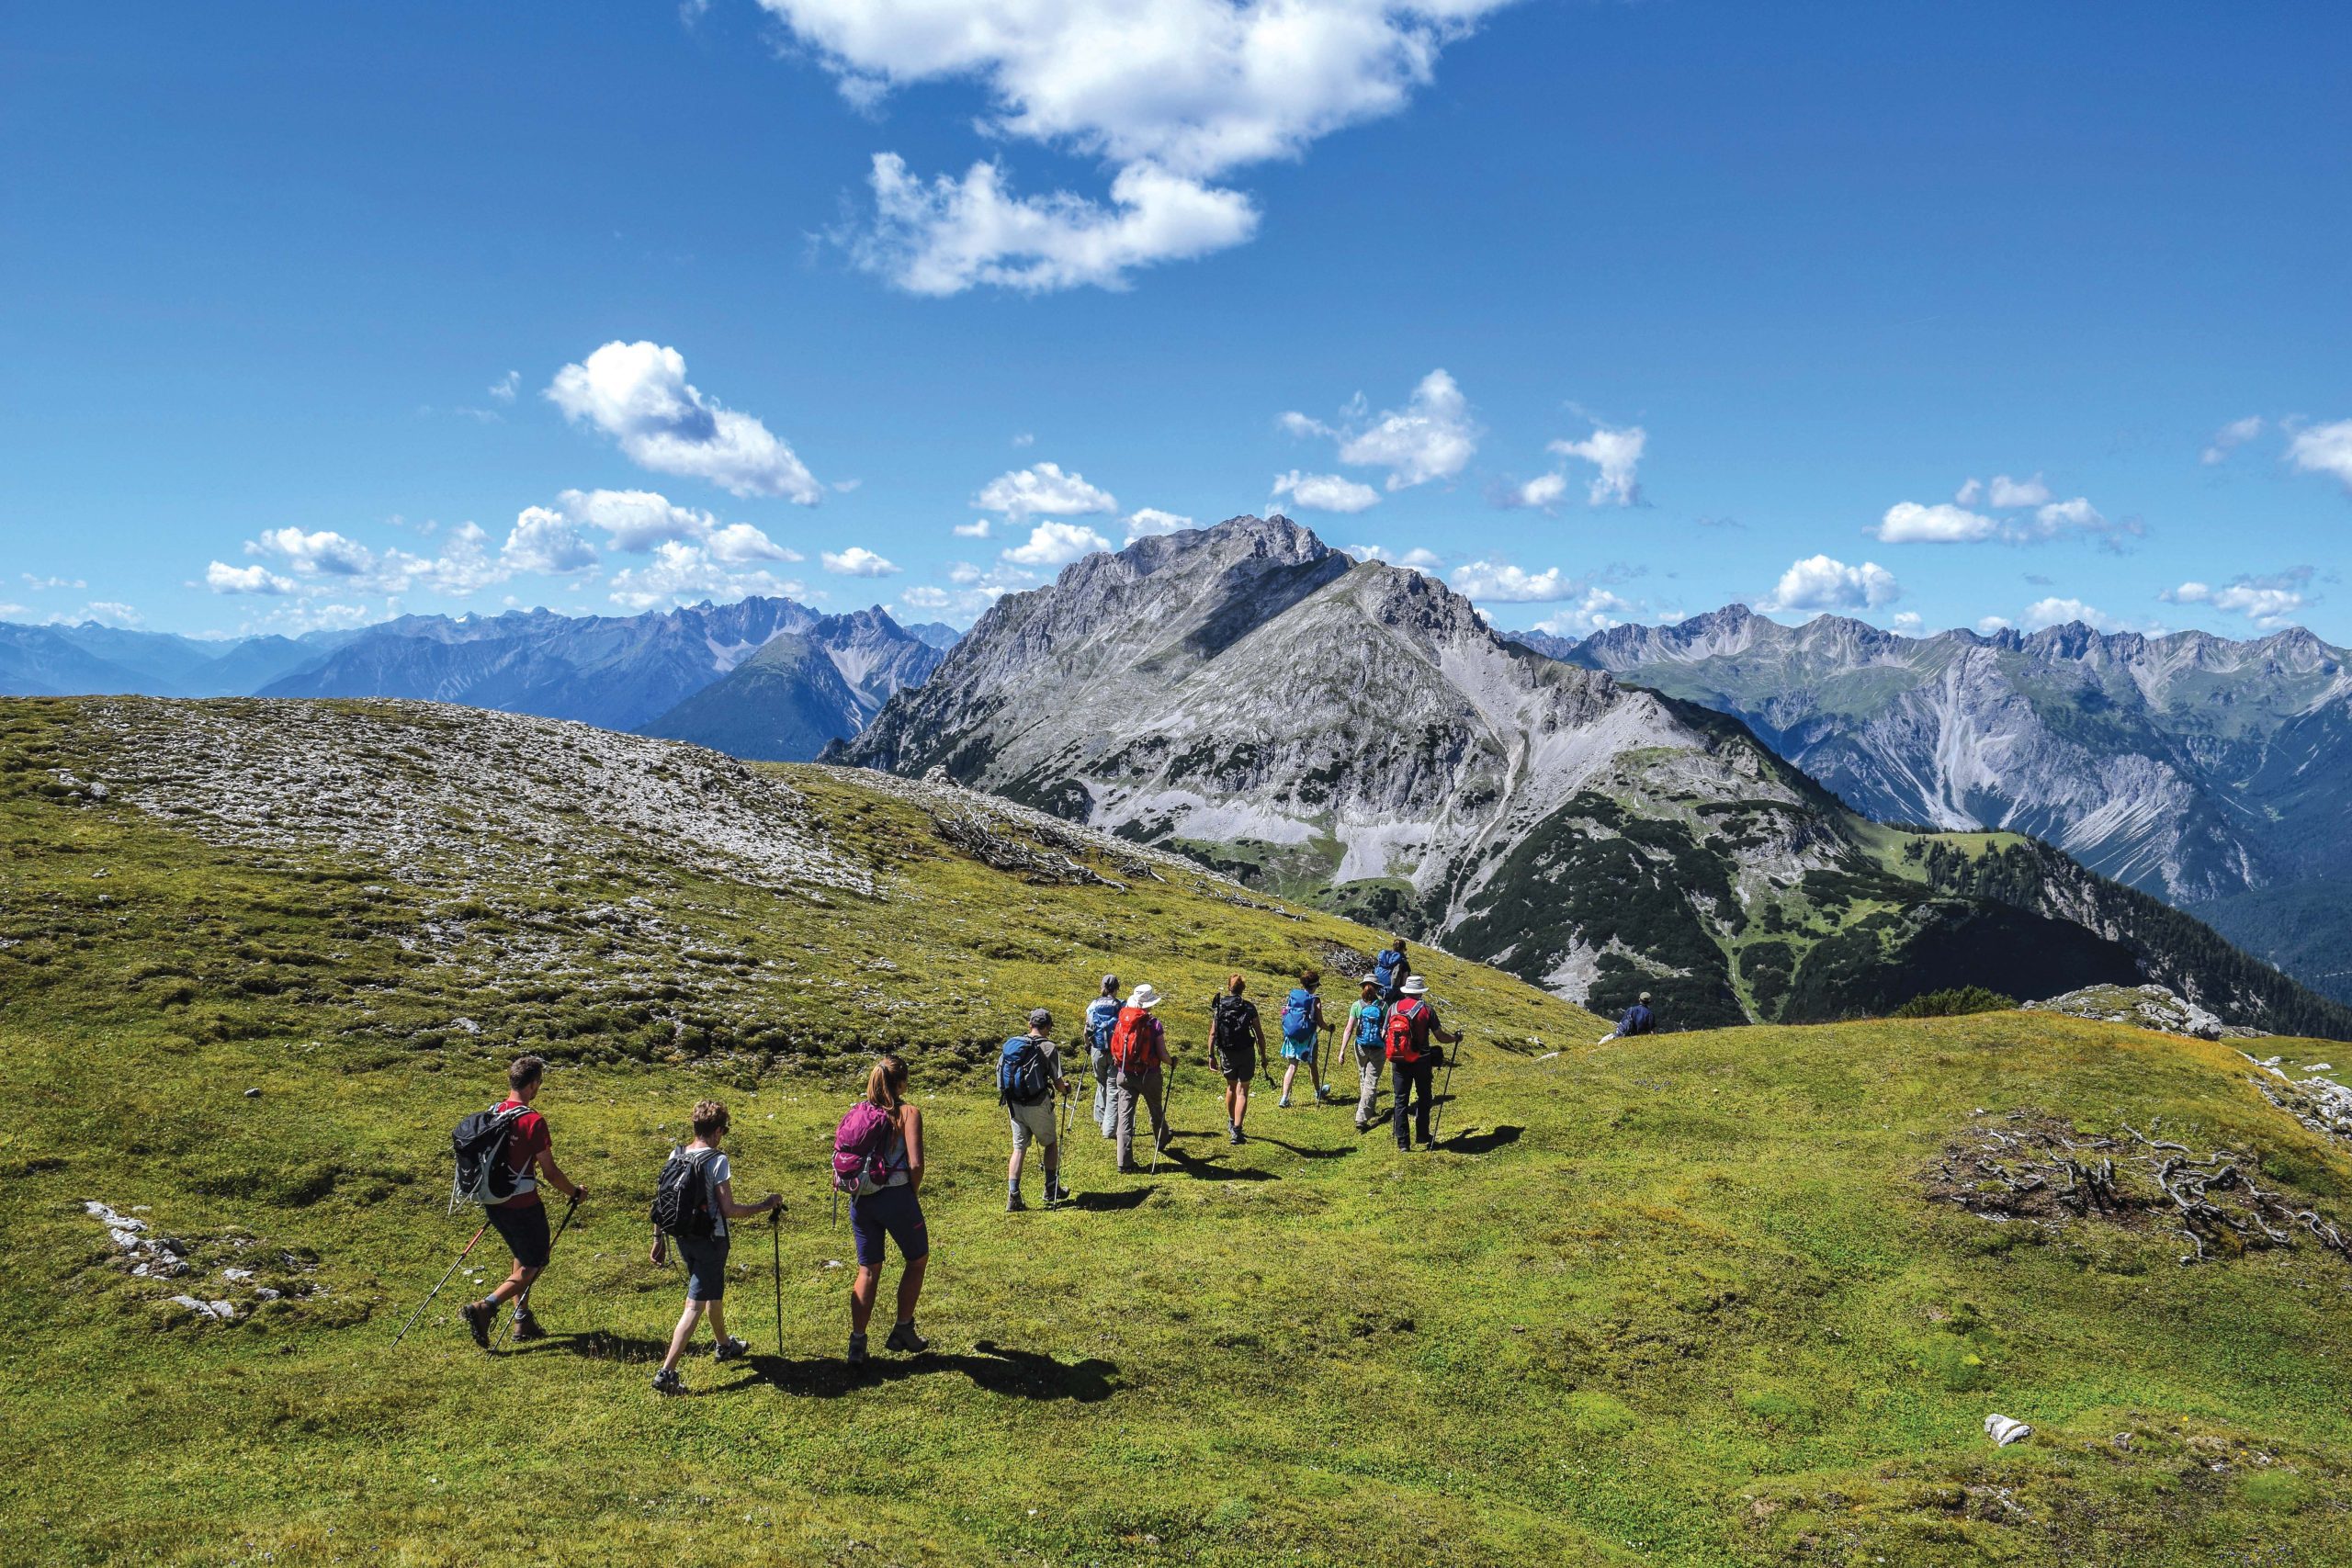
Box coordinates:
[1601,991,1657,1043]
[1277,968,1328,1108]
[458,1055,586,1348]
[1374,938,1410,1007]
[1383,977,1461,1151]
[1108,984,1171,1173]
[1001,1009,1073,1212]
[839,1055,929,1366]
[1085,974,1122,1139]
[649,1099,783,1396]
[1208,975,1264,1145]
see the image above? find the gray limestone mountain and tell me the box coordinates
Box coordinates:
[637,608,946,761]
[833,515,2352,1039]
[1531,607,2352,1002]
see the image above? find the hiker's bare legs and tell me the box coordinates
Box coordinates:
[1280,1061,1299,1101]
[1007,1145,1026,1189]
[660,1298,707,1372]
[488,1261,541,1306]
[896,1254,928,1324]
[850,1265,881,1334]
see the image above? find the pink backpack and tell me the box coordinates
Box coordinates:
[831,1101,898,1193]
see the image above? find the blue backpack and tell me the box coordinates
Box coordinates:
[999,1036,1053,1106]
[1086,998,1121,1052]
[1373,949,1405,992]
[1281,987,1317,1044]
[1354,1000,1386,1048]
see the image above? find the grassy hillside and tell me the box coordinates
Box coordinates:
[6,697,2352,1565]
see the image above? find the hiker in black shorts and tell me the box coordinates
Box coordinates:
[458,1055,586,1347]
[1207,975,1264,1145]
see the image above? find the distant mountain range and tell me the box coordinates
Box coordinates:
[1517,607,2352,1003]
[0,598,953,762]
[835,515,2352,1038]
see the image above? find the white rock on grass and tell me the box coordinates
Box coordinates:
[170,1296,238,1322]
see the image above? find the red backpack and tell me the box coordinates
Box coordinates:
[1383,998,1430,1064]
[1108,1006,1159,1072]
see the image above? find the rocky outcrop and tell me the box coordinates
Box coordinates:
[2025,984,2252,1040]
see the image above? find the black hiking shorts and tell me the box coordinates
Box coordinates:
[487,1200,551,1269]
[1215,1047,1256,1083]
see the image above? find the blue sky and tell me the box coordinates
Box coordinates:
[5,0,2348,643]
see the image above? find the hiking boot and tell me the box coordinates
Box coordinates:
[711,1336,750,1363]
[651,1368,684,1396]
[1354,1118,1370,1134]
[510,1310,547,1342]
[1227,1124,1242,1145]
[846,1331,868,1366]
[1117,1160,1139,1174]
[1044,1180,1069,1206]
[1277,1093,1292,1108]
[458,1299,493,1348]
[884,1320,929,1355]
[1007,1189,1027,1213]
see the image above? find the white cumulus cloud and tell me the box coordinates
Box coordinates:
[1001,521,1113,568]
[2162,568,2314,630]
[205,561,297,596]
[1759,555,1901,615]
[1272,469,1381,513]
[2018,596,2129,633]
[760,0,1519,293]
[547,341,822,502]
[1332,369,1476,491]
[822,547,901,577]
[954,519,993,538]
[1548,423,1646,506]
[974,461,1118,519]
[1874,492,2137,547]
[1124,507,1194,541]
[1527,587,1640,637]
[1496,470,1568,511]
[2288,420,2352,491]
[1986,473,2052,508]
[607,541,811,613]
[1450,560,1577,603]
[2202,416,2265,466]
[501,508,599,576]
[1350,544,1442,572]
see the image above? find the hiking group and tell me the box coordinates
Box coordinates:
[418,935,1534,1394]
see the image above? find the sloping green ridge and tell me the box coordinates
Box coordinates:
[4,697,2351,1565]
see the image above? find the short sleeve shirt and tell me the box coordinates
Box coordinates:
[698,1148,734,1237]
[493,1099,548,1209]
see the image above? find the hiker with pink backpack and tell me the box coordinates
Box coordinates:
[831,1055,930,1366]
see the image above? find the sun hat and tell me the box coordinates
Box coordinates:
[1359,974,1381,987]
[1400,976,1428,996]
[1028,1008,1053,1031]
[1639,990,1652,1002]
[1127,984,1161,1010]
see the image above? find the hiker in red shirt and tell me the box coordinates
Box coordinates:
[1384,976,1461,1151]
[459,1055,586,1347]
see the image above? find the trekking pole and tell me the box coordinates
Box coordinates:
[1430,1043,1463,1144]
[391,1220,489,1348]
[769,1207,784,1359]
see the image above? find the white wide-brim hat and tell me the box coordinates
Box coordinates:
[1127,984,1161,1010]
[1400,976,1429,996]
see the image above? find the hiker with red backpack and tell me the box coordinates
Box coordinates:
[1276,968,1329,1108]
[1107,984,1172,1173]
[1001,1009,1073,1212]
[832,1055,929,1366]
[456,1055,587,1348]
[1384,976,1461,1151]
[1206,975,1264,1145]
[648,1099,784,1396]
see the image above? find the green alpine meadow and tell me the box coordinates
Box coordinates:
[5,695,2351,1566]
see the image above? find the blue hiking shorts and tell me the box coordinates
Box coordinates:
[676,1232,729,1303]
[849,1182,929,1269]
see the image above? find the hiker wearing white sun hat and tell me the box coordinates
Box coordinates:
[1383,976,1460,1150]
[1106,984,1171,1172]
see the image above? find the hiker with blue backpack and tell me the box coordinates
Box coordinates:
[647,1098,784,1396]
[1085,974,1122,1138]
[1207,975,1265,1145]
[1347,974,1388,1133]
[1276,968,1329,1108]
[831,1055,929,1366]
[1001,1009,1073,1212]
[1374,939,1410,1006]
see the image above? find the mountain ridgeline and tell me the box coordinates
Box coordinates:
[0,599,952,763]
[1527,606,2352,1003]
[836,515,2352,1040]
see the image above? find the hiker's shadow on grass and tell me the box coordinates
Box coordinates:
[1246,1134,1355,1162]
[539,1328,669,1364]
[736,1341,1120,1404]
[1442,1124,1525,1156]
[1161,1149,1275,1182]
[1067,1189,1149,1212]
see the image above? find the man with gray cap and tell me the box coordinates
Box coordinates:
[1000,1008,1073,1212]
[1600,990,1657,1043]
[1084,974,1122,1138]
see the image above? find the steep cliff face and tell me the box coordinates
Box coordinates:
[839,517,2352,1036]
[1544,608,2352,1000]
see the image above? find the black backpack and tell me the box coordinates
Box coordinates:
[650,1149,718,1238]
[1212,996,1255,1055]
[449,1104,534,1213]
[999,1037,1054,1107]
